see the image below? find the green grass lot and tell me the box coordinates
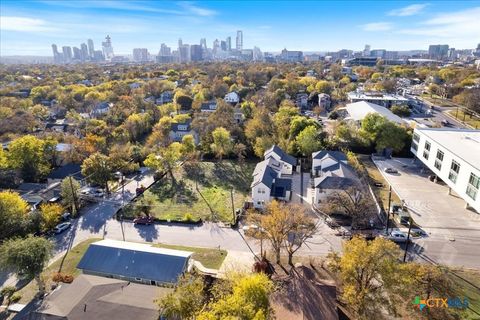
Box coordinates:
[154,243,227,269]
[447,268,480,320]
[420,95,461,108]
[128,160,255,223]
[447,110,480,129]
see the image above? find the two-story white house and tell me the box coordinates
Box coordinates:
[224,92,240,104]
[411,128,480,213]
[312,150,359,205]
[251,145,298,209]
[200,101,217,113]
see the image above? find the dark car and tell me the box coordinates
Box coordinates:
[133,216,154,225]
[441,119,451,127]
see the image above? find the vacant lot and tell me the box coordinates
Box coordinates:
[447,109,480,129]
[128,160,255,223]
[357,154,401,211]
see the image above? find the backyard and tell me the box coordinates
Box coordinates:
[125,160,255,223]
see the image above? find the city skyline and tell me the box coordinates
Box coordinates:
[1,1,480,56]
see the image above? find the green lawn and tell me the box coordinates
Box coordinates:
[447,110,480,129]
[154,243,227,269]
[127,160,255,223]
[447,269,480,320]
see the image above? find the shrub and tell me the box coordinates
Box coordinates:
[183,212,194,222]
[1,286,16,304]
[62,274,74,283]
[9,292,22,303]
[52,272,63,282]
[52,272,74,283]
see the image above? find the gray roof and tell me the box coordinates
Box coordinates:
[171,121,191,132]
[31,274,164,320]
[200,101,217,111]
[271,178,292,198]
[312,151,349,172]
[251,159,278,188]
[47,164,83,181]
[77,240,191,284]
[264,145,297,166]
[314,175,358,189]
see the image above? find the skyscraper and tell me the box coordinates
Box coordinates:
[159,43,171,56]
[52,44,62,63]
[200,38,207,50]
[213,39,220,54]
[133,48,149,62]
[428,44,449,59]
[236,30,243,51]
[62,46,72,62]
[72,47,81,60]
[220,40,227,51]
[363,44,371,57]
[190,44,203,62]
[226,36,231,51]
[87,39,95,58]
[80,43,88,61]
[102,35,114,60]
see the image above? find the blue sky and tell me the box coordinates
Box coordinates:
[1,1,479,56]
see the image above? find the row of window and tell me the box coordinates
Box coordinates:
[421,138,478,200]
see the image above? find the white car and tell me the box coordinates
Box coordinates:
[54,222,72,234]
[384,230,410,243]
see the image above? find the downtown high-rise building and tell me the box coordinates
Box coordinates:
[102,35,114,60]
[190,44,203,62]
[200,38,207,50]
[363,44,371,57]
[133,48,149,62]
[226,36,231,51]
[87,39,95,58]
[80,43,88,61]
[236,30,243,51]
[428,44,449,59]
[62,46,72,62]
[51,44,63,63]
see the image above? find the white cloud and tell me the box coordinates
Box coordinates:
[388,4,429,16]
[0,16,58,32]
[398,7,480,38]
[361,22,393,31]
[178,2,217,17]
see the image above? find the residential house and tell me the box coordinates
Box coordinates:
[54,143,74,166]
[129,82,142,89]
[90,101,112,117]
[169,121,199,144]
[224,91,240,104]
[251,145,298,209]
[233,107,245,124]
[47,163,84,185]
[311,150,359,205]
[295,93,309,109]
[156,91,173,105]
[77,239,192,286]
[200,101,217,113]
[30,274,161,320]
[318,93,331,110]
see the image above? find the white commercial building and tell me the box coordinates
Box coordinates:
[345,101,404,124]
[411,128,480,213]
[347,90,409,108]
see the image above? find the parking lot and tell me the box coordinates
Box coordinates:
[373,157,480,234]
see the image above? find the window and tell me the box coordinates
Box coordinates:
[434,150,444,170]
[412,141,418,151]
[423,141,431,160]
[448,160,460,183]
[257,188,266,194]
[413,133,420,142]
[466,173,479,200]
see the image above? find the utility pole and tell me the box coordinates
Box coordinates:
[385,185,392,233]
[403,216,413,262]
[69,175,79,216]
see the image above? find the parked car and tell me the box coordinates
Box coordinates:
[383,230,411,243]
[384,167,398,174]
[61,212,71,221]
[133,216,154,225]
[53,222,71,234]
[441,119,451,127]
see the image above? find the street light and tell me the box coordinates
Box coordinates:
[403,216,413,262]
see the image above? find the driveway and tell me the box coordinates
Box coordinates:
[373,157,480,268]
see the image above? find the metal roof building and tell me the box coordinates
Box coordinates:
[77,239,192,286]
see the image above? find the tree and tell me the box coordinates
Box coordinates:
[375,122,409,153]
[181,134,196,157]
[40,203,63,232]
[283,206,318,265]
[321,187,374,228]
[211,127,233,160]
[249,200,292,264]
[295,125,324,156]
[81,153,113,193]
[328,237,407,319]
[197,273,273,320]
[0,147,7,169]
[0,191,29,241]
[61,177,80,216]
[390,105,412,117]
[453,88,480,113]
[6,135,51,182]
[144,142,183,182]
[157,273,206,319]
[0,236,53,295]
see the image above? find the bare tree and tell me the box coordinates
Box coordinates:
[283,205,318,265]
[321,187,375,228]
